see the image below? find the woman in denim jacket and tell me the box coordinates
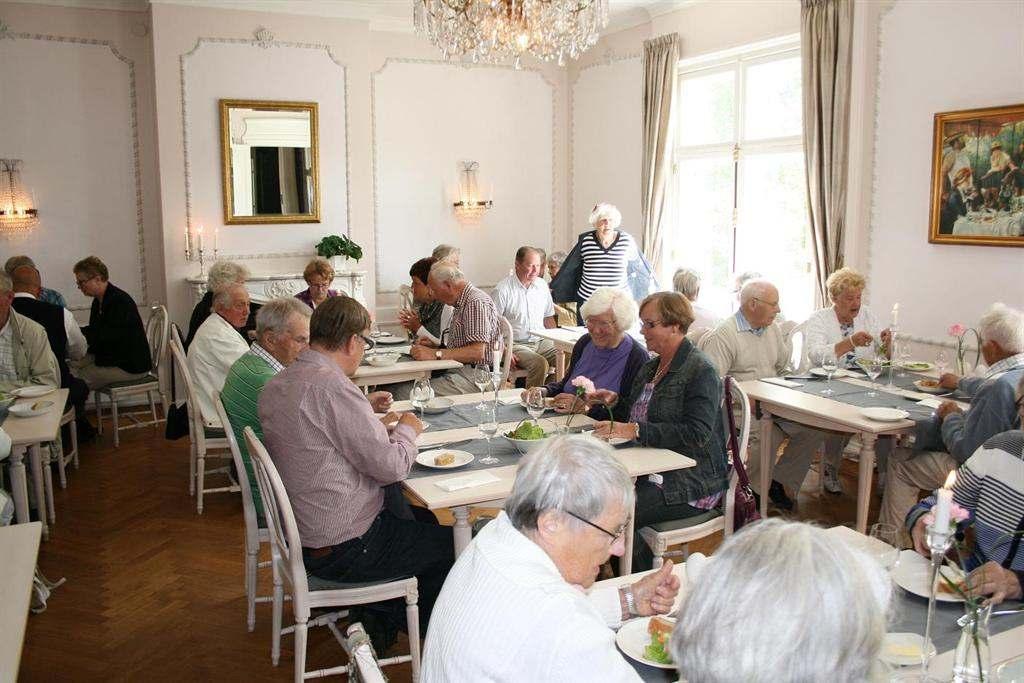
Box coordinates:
[593,292,728,571]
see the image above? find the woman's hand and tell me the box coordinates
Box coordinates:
[397,309,421,333]
[551,392,581,413]
[588,389,619,407]
[965,562,1023,606]
[631,561,680,616]
[593,420,637,441]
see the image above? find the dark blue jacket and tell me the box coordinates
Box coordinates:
[550,230,657,306]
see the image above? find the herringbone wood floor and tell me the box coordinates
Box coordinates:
[20,421,880,682]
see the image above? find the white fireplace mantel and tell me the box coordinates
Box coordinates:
[186,271,367,306]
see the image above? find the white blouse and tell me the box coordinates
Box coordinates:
[803,305,883,369]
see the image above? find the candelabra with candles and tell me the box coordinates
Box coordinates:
[184,224,218,278]
[915,471,958,682]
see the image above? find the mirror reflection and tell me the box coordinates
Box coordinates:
[220,100,320,224]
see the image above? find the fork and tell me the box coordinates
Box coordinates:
[956,605,1024,628]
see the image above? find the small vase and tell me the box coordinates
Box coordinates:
[952,603,991,682]
[955,353,966,376]
[330,255,350,273]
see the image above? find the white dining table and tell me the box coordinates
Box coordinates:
[3,388,69,541]
[395,389,696,574]
[0,522,42,683]
[352,344,461,391]
[528,326,586,380]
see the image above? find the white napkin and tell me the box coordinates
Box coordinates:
[499,396,521,406]
[435,471,501,492]
[761,377,802,388]
[915,398,943,409]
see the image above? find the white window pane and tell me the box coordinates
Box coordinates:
[743,56,802,141]
[678,70,735,146]
[664,155,735,314]
[735,151,814,322]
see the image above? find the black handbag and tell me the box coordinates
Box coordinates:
[724,377,761,531]
[164,355,189,440]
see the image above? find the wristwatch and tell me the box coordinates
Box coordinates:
[435,349,443,360]
[622,585,637,617]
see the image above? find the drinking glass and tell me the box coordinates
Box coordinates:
[470,364,493,408]
[477,403,500,465]
[897,346,912,378]
[819,351,838,396]
[525,387,546,424]
[863,356,884,397]
[935,350,949,376]
[869,522,901,575]
[410,378,434,420]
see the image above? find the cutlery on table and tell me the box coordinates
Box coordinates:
[956,605,1024,628]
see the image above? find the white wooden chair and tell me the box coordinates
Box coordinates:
[496,316,550,388]
[343,622,388,682]
[95,304,170,447]
[397,284,414,312]
[244,427,421,682]
[214,392,276,633]
[638,377,752,567]
[786,319,809,374]
[54,408,78,488]
[168,327,235,513]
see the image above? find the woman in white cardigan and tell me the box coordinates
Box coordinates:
[804,267,893,494]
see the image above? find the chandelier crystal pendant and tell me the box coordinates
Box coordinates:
[413,0,609,68]
[0,159,39,234]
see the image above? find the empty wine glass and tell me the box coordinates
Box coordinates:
[935,350,949,376]
[470,364,493,408]
[477,403,500,465]
[410,378,434,421]
[897,346,912,378]
[869,522,901,575]
[820,351,838,396]
[525,387,546,424]
[863,355,884,397]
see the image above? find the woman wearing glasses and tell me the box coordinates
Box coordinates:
[527,287,649,421]
[294,257,342,310]
[592,292,728,571]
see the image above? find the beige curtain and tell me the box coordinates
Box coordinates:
[640,33,680,277]
[801,0,853,307]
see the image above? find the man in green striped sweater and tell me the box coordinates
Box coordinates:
[221,298,312,518]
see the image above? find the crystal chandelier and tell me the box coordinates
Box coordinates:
[413,0,609,68]
[0,159,39,234]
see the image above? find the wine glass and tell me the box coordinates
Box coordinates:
[863,355,884,397]
[869,522,901,575]
[525,387,546,424]
[935,350,949,376]
[897,346,912,378]
[819,351,838,396]
[410,378,434,421]
[470,364,493,408]
[477,403,500,465]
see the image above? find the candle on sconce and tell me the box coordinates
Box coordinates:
[934,470,956,530]
[197,224,204,252]
[891,303,899,328]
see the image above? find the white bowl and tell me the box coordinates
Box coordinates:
[502,434,552,455]
[367,353,400,367]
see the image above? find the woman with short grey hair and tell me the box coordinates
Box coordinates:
[546,250,566,280]
[185,260,257,349]
[672,267,721,333]
[673,519,890,683]
[422,435,680,682]
[533,287,649,422]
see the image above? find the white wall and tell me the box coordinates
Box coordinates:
[865,0,1024,350]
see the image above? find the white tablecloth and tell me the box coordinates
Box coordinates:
[952,212,1024,237]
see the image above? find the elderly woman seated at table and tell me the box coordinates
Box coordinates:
[591,292,728,571]
[421,435,680,682]
[527,287,648,421]
[804,266,894,494]
[672,519,890,683]
[294,257,343,310]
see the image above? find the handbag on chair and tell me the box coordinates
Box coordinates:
[164,354,189,440]
[724,377,761,531]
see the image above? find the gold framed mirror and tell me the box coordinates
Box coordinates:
[220,99,321,225]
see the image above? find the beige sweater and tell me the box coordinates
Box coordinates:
[699,314,792,381]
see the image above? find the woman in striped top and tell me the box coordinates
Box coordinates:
[577,203,639,302]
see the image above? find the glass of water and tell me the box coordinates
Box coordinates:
[863,355,884,397]
[470,364,493,409]
[410,378,434,420]
[820,351,838,396]
[869,522,902,575]
[477,402,500,465]
[525,387,546,424]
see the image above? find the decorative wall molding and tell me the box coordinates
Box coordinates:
[178,32,352,261]
[370,57,560,294]
[0,21,149,302]
[210,250,313,261]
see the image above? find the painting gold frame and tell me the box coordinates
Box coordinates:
[219,99,321,225]
[928,103,1024,247]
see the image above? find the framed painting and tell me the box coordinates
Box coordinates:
[928,103,1024,247]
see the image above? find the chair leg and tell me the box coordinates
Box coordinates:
[271,579,284,666]
[148,390,158,425]
[293,620,308,683]
[71,419,79,470]
[95,394,103,435]
[246,548,257,632]
[43,446,56,523]
[57,437,68,489]
[406,595,421,683]
[197,450,206,514]
[189,441,196,496]
[111,395,120,448]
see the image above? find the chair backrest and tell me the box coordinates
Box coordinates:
[722,376,751,536]
[497,316,514,383]
[397,284,414,312]
[146,305,170,375]
[214,392,262,550]
[687,326,711,347]
[168,332,205,448]
[786,319,809,373]
[244,426,312,619]
[170,321,184,351]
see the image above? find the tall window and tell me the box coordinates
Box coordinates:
[663,41,814,323]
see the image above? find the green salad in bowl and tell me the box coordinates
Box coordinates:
[503,420,553,454]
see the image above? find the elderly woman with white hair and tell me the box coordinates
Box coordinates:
[672,268,721,333]
[672,519,890,683]
[184,260,257,349]
[421,435,680,682]
[879,302,1024,536]
[527,287,649,421]
[550,203,657,322]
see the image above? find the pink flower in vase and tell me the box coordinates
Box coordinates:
[949,503,970,523]
[948,323,967,338]
[571,376,596,395]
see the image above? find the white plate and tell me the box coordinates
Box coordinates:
[901,361,934,373]
[9,400,55,417]
[421,398,454,415]
[579,428,630,446]
[913,380,947,395]
[615,616,675,670]
[860,407,910,422]
[891,549,965,603]
[810,367,855,378]
[367,353,400,367]
[415,449,474,469]
[374,335,407,345]
[880,632,936,667]
[11,385,57,398]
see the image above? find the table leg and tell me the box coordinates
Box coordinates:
[452,506,471,557]
[856,433,877,534]
[8,445,30,525]
[621,478,637,576]
[28,443,49,540]
[40,443,56,523]
[759,408,773,520]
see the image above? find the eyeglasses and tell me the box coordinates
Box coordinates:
[361,334,376,351]
[307,281,330,291]
[585,317,615,331]
[75,275,97,287]
[640,319,666,330]
[753,297,780,310]
[564,510,627,543]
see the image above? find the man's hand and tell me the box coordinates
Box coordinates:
[939,372,961,390]
[413,337,436,348]
[397,411,424,435]
[551,392,582,413]
[397,309,422,334]
[911,515,929,557]
[851,330,873,347]
[409,344,435,360]
[937,400,964,420]
[368,391,394,413]
[631,560,680,616]
[966,561,1023,606]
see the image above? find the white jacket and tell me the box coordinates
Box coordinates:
[803,305,883,369]
[187,313,249,427]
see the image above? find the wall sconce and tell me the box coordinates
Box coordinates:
[0,159,40,234]
[452,160,493,224]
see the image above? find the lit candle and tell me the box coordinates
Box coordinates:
[891,303,899,328]
[197,224,204,252]
[934,470,956,530]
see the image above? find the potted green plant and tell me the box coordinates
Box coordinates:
[315,234,363,272]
